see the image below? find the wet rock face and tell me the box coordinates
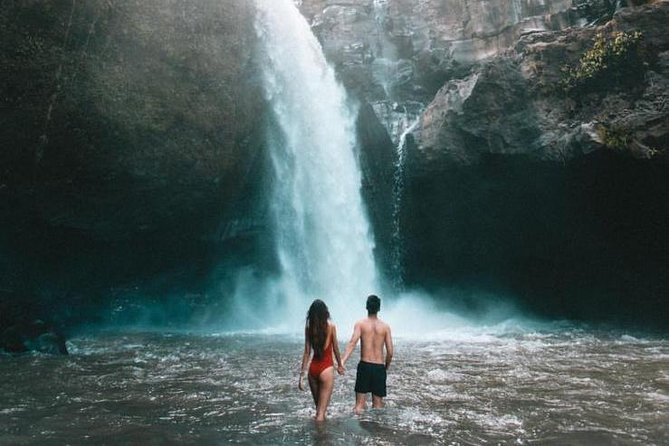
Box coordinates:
[401,3,669,326]
[0,0,263,242]
[302,0,669,326]
[300,0,581,102]
[295,0,587,277]
[412,2,669,168]
[416,59,542,165]
[0,0,269,329]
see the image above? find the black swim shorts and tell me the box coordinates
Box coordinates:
[354,361,387,397]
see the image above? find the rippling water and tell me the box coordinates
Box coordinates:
[1,326,668,445]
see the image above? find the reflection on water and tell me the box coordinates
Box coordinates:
[1,326,668,445]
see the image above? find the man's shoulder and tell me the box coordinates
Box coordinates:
[359,317,390,330]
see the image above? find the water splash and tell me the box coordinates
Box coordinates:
[251,0,380,329]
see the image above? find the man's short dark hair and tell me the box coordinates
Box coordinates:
[366,294,381,314]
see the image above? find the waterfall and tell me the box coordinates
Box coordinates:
[390,115,420,289]
[368,1,425,290]
[251,0,380,328]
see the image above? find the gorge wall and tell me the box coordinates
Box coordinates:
[300,0,669,326]
[0,0,267,335]
[2,0,668,343]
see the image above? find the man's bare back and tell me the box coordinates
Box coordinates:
[342,295,393,412]
[353,317,392,368]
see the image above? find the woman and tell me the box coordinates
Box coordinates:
[298,299,344,421]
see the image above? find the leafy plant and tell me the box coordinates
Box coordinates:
[597,124,632,151]
[561,31,646,96]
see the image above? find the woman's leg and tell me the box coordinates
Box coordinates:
[308,373,320,408]
[315,366,335,421]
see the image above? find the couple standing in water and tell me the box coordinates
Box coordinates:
[298,295,394,421]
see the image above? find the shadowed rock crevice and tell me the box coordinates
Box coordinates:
[402,151,669,327]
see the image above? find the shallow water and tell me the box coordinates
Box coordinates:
[1,326,668,445]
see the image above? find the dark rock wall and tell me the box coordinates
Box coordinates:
[301,0,669,327]
[402,151,669,326]
[2,0,668,334]
[1,0,262,241]
[356,102,397,280]
[403,3,669,326]
[0,0,267,334]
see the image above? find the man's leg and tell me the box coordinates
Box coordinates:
[354,392,367,414]
[370,363,386,409]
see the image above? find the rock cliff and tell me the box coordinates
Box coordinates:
[302,0,669,326]
[0,0,266,337]
[300,0,587,118]
[414,2,669,164]
[2,0,668,331]
[1,0,262,242]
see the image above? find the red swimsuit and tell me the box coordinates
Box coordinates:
[308,342,334,378]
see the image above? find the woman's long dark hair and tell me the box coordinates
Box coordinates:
[306,299,330,359]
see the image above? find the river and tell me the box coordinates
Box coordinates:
[1,324,668,445]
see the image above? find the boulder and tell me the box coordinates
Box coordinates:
[1,320,68,355]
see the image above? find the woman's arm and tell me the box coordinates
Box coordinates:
[331,324,344,375]
[298,325,311,390]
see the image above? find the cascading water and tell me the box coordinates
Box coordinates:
[368,1,425,289]
[251,0,380,329]
[389,115,421,289]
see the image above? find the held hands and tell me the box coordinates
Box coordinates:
[299,365,345,390]
[338,357,347,375]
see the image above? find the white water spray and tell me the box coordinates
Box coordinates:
[252,0,380,329]
[230,0,524,336]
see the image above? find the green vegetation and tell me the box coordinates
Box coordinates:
[597,123,632,151]
[597,123,666,157]
[562,31,646,96]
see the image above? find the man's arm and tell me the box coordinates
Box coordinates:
[341,322,361,366]
[384,325,393,371]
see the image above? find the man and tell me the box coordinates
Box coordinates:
[341,294,394,414]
